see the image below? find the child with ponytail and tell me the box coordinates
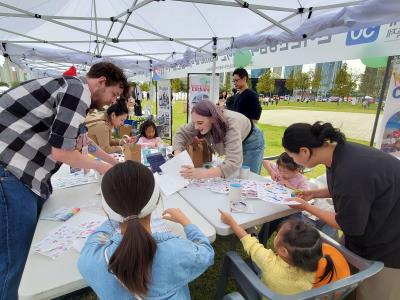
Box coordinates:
[219,210,346,296]
[78,161,214,299]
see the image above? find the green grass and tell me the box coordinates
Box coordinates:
[262,100,379,114]
[64,100,369,299]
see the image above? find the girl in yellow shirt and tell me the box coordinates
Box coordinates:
[219,211,336,296]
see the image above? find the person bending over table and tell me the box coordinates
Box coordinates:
[0,62,128,299]
[283,121,400,300]
[86,98,135,154]
[173,100,265,179]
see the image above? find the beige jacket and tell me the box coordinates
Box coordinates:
[86,111,122,154]
[173,109,251,178]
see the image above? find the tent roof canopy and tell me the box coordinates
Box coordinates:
[0,0,399,76]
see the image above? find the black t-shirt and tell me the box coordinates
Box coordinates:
[233,89,262,120]
[326,142,400,268]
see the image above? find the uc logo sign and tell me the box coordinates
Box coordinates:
[346,26,380,46]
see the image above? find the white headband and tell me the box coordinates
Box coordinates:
[102,183,160,222]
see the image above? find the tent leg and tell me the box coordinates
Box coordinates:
[369,56,393,147]
[210,37,218,104]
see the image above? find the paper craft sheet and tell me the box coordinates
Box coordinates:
[33,212,106,259]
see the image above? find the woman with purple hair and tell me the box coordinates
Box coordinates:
[173,100,265,179]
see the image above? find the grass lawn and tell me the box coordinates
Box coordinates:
[262,100,379,114]
[63,100,369,299]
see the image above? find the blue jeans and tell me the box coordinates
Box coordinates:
[0,166,46,299]
[242,126,265,174]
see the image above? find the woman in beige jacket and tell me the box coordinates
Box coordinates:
[86,99,133,154]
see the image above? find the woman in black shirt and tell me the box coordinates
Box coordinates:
[282,121,400,300]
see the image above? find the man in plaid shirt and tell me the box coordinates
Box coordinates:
[0,62,129,298]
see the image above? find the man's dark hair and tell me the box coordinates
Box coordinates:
[233,68,249,80]
[87,62,129,97]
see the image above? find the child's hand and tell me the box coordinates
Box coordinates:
[218,209,235,226]
[162,208,191,226]
[270,170,279,181]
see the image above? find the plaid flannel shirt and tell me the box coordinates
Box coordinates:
[0,76,91,199]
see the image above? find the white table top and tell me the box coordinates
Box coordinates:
[178,173,297,236]
[19,181,215,299]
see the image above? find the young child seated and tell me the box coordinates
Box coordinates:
[263,152,308,190]
[78,161,214,299]
[219,212,338,296]
[137,120,163,148]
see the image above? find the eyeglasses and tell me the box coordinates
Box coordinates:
[232,78,241,83]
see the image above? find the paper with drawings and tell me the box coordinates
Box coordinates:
[33,212,106,259]
[155,151,193,196]
[188,178,298,205]
[51,169,98,190]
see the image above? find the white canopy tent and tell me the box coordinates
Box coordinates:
[0,0,399,79]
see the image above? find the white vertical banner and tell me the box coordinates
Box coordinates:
[377,57,400,159]
[187,73,219,122]
[156,80,172,140]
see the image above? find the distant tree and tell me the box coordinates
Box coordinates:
[139,82,149,92]
[171,78,185,93]
[285,71,295,96]
[256,69,275,96]
[332,63,351,103]
[295,72,310,100]
[222,72,232,93]
[310,66,322,97]
[343,73,359,101]
[359,67,385,98]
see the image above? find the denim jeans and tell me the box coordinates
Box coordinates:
[242,126,265,174]
[0,165,46,300]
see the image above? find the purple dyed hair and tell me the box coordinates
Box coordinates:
[191,100,227,143]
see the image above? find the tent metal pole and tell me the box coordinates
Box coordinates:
[0,37,230,43]
[105,43,161,62]
[210,37,217,104]
[115,0,139,39]
[0,2,111,40]
[113,0,153,19]
[257,12,298,34]
[0,28,89,54]
[0,12,109,21]
[171,0,296,12]
[233,0,293,35]
[369,56,393,147]
[102,52,184,57]
[312,1,362,11]
[93,0,100,55]
[121,21,213,55]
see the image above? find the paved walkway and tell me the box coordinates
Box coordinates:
[259,109,382,141]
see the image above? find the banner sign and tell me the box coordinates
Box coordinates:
[377,56,400,159]
[151,23,400,80]
[187,73,219,122]
[156,80,172,140]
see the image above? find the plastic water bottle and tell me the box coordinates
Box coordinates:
[142,147,150,165]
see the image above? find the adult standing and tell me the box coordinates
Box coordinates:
[282,122,400,300]
[133,83,143,116]
[232,68,265,173]
[173,100,263,179]
[0,62,129,298]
